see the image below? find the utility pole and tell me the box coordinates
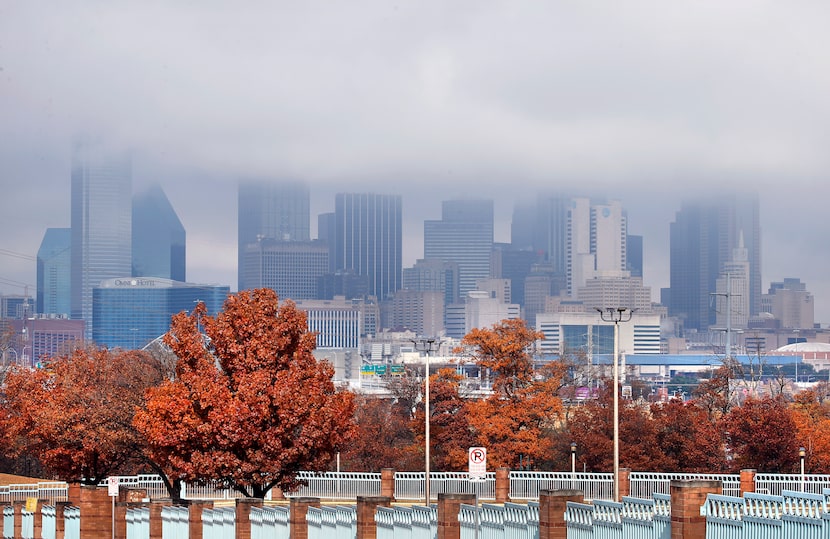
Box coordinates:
[596,307,633,501]
[412,337,439,506]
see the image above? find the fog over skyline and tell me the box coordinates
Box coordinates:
[2,3,829,322]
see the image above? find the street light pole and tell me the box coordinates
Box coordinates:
[597,307,633,501]
[413,337,438,506]
[800,447,806,491]
[570,442,577,489]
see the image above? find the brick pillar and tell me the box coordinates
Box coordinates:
[356,496,392,539]
[67,483,81,507]
[188,500,214,539]
[740,469,756,495]
[234,498,263,539]
[78,484,113,539]
[149,500,172,539]
[619,468,631,501]
[495,468,510,503]
[13,501,24,539]
[31,499,46,539]
[538,489,583,539]
[54,501,72,539]
[437,493,476,539]
[670,480,721,539]
[289,497,320,539]
[270,487,286,500]
[380,468,396,500]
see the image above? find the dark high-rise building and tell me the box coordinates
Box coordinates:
[37,228,71,316]
[70,139,132,340]
[669,194,761,331]
[490,243,542,306]
[238,181,310,291]
[626,234,643,278]
[531,195,571,274]
[132,184,186,282]
[424,199,494,298]
[333,193,402,299]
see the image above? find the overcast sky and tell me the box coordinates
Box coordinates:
[1,2,829,322]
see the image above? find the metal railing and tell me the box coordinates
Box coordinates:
[0,482,69,504]
[509,471,613,501]
[629,472,741,498]
[292,471,381,499]
[755,473,830,496]
[394,471,496,502]
[250,505,290,539]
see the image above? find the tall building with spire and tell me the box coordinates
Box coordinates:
[70,139,132,340]
[669,194,761,332]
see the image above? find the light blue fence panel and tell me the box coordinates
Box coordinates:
[411,505,436,539]
[702,493,744,539]
[504,501,535,539]
[781,490,824,539]
[620,497,655,539]
[202,507,235,539]
[332,505,356,539]
[376,506,396,539]
[307,506,323,539]
[3,505,12,539]
[126,507,150,539]
[251,505,290,539]
[64,506,80,539]
[20,510,33,539]
[392,505,414,538]
[459,504,480,539]
[591,500,622,539]
[480,503,507,539]
[161,505,189,539]
[41,505,56,539]
[652,494,670,539]
[511,472,613,502]
[564,501,593,539]
[742,492,783,539]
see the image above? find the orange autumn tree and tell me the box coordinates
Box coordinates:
[134,288,355,498]
[462,319,562,469]
[1,347,166,484]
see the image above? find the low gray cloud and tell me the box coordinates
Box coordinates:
[1,1,829,319]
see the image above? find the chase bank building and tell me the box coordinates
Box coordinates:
[92,278,229,350]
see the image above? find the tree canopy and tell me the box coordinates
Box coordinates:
[134,288,356,498]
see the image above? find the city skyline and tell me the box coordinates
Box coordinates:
[1,3,829,322]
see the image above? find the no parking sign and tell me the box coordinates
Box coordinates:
[468,447,487,482]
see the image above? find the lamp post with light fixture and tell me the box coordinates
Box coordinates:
[596,307,634,501]
[413,337,439,505]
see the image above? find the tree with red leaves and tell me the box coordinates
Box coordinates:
[1,347,165,484]
[723,396,799,473]
[134,288,355,498]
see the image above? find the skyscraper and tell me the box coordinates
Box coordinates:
[567,198,627,296]
[669,194,761,332]
[70,139,132,340]
[238,180,310,291]
[132,184,186,281]
[239,239,328,300]
[333,193,402,299]
[424,199,494,298]
[37,228,71,316]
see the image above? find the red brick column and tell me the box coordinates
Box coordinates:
[188,500,214,539]
[78,484,113,539]
[437,492,476,539]
[234,498,263,539]
[356,496,392,539]
[54,501,72,539]
[380,468,396,500]
[740,469,756,495]
[670,480,721,539]
[67,483,81,507]
[538,489,583,539]
[13,501,24,539]
[495,468,510,503]
[289,497,320,539]
[619,468,631,501]
[149,500,172,539]
[31,499,45,539]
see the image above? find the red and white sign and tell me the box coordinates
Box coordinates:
[468,447,487,481]
[108,476,119,497]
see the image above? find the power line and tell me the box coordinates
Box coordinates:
[0,248,36,261]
